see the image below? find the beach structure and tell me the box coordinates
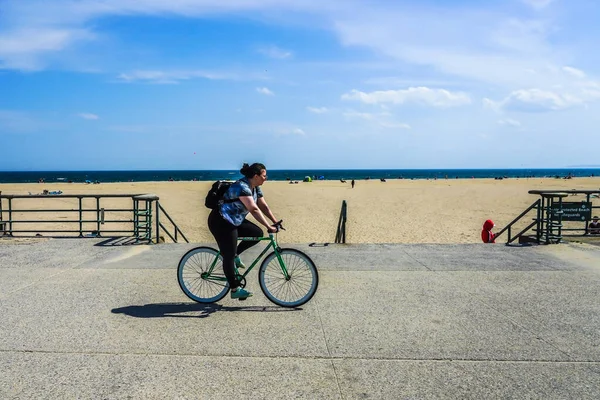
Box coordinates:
[0,193,187,243]
[496,190,600,244]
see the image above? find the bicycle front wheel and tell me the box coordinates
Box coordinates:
[259,249,319,308]
[177,247,230,303]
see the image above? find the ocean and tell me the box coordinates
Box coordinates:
[1,169,600,184]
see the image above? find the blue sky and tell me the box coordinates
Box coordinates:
[2,0,600,170]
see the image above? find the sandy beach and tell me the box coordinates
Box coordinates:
[1,178,599,244]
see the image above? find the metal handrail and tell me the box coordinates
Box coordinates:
[0,193,188,243]
[157,202,189,243]
[335,200,347,244]
[0,194,142,237]
[507,220,538,244]
[495,199,540,243]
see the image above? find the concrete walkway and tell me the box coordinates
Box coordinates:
[1,238,600,399]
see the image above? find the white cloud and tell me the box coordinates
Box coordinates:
[256,87,274,96]
[0,0,324,70]
[271,126,305,135]
[0,28,93,70]
[497,118,521,127]
[258,45,293,59]
[563,66,586,79]
[306,106,328,114]
[329,4,590,92]
[78,113,99,120]
[484,88,585,112]
[343,111,376,120]
[117,70,240,84]
[342,87,471,108]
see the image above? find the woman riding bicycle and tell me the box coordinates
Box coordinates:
[208,162,281,300]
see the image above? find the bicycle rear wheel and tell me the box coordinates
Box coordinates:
[177,247,229,303]
[259,249,319,307]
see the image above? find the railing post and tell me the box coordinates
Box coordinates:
[536,198,542,243]
[557,196,563,242]
[146,199,152,242]
[78,197,83,237]
[155,200,160,243]
[133,198,138,238]
[8,198,13,236]
[585,194,591,235]
[342,201,347,243]
[95,197,101,236]
[0,193,3,235]
[335,200,347,244]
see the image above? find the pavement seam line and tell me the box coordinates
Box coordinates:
[400,248,432,271]
[314,297,345,400]
[0,267,90,299]
[2,349,599,364]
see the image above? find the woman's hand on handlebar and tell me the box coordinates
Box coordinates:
[268,220,285,233]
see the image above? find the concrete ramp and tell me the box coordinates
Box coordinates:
[1,238,600,399]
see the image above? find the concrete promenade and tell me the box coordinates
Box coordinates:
[1,238,600,399]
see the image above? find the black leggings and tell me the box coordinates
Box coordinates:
[208,209,263,289]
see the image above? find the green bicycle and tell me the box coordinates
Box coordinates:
[177,221,319,308]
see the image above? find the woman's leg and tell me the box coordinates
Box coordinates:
[208,210,239,289]
[236,219,264,255]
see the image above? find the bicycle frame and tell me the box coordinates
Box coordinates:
[202,233,290,282]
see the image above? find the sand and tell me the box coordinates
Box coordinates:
[1,178,599,243]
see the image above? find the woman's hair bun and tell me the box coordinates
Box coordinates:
[240,162,266,178]
[240,163,250,175]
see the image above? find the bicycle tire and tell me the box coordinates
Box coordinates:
[177,246,230,303]
[258,248,319,307]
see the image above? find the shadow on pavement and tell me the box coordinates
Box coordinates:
[111,302,301,318]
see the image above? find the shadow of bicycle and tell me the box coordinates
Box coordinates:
[111,302,301,318]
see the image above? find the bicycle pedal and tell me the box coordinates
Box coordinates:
[238,297,248,301]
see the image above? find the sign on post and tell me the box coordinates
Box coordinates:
[551,202,592,221]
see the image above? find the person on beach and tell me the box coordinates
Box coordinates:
[589,216,600,235]
[208,162,281,300]
[351,179,355,189]
[481,219,496,243]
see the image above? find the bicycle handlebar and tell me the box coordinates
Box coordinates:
[271,220,285,233]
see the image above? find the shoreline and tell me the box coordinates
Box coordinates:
[1,176,599,185]
[2,168,600,185]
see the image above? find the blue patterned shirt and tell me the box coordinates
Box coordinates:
[219,177,264,226]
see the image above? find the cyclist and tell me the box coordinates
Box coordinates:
[208,162,281,300]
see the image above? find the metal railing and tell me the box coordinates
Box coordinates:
[495,199,540,244]
[156,202,188,243]
[529,190,600,237]
[0,193,188,243]
[335,200,347,244]
[495,190,600,245]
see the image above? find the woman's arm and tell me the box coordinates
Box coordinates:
[256,197,278,224]
[239,196,276,232]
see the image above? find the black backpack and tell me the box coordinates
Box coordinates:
[205,180,237,209]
